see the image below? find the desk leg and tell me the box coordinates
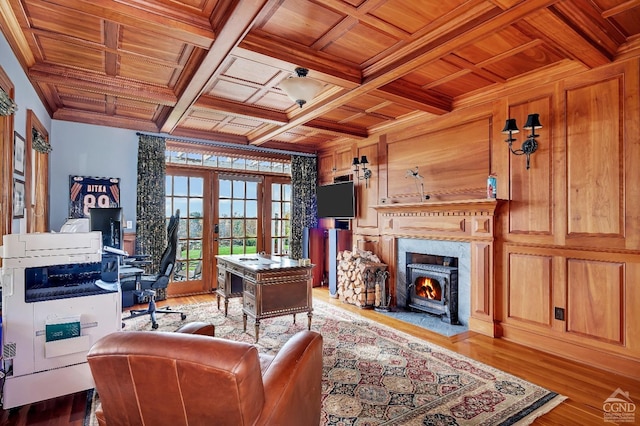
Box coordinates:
[292,313,296,325]
[307,312,312,330]
[254,319,260,343]
[216,294,220,310]
[243,313,247,332]
[224,298,229,317]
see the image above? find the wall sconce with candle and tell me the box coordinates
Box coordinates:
[352,156,372,188]
[502,113,542,170]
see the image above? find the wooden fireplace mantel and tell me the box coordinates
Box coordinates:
[373,199,501,242]
[373,198,499,216]
[372,198,504,337]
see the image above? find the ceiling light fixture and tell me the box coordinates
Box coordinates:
[279,67,323,108]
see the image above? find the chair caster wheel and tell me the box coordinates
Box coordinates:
[181,314,187,320]
[152,322,159,329]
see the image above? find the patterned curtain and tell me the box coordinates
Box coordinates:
[135,134,166,270]
[0,88,17,116]
[290,155,318,259]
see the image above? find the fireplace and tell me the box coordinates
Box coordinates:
[407,263,458,324]
[396,239,471,329]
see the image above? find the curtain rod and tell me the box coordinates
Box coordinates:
[136,132,317,158]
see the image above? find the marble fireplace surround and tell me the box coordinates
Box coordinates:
[373,199,500,336]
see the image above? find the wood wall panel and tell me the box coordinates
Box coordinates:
[567,259,623,344]
[317,152,335,183]
[566,78,623,237]
[355,143,379,229]
[508,254,551,326]
[507,97,553,234]
[386,119,489,201]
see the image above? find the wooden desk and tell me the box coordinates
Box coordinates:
[215,255,313,341]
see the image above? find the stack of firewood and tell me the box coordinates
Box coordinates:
[336,249,386,308]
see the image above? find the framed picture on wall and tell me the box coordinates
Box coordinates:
[13,178,25,218]
[14,131,25,176]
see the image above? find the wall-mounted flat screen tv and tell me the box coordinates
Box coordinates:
[317,181,355,219]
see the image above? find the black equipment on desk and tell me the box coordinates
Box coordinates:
[90,207,123,250]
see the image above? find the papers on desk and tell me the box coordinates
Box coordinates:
[95,279,119,292]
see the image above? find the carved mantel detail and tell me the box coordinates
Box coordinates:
[373,199,500,242]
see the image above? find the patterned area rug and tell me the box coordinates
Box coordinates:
[88,299,565,425]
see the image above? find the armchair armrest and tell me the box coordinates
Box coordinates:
[258,331,323,426]
[174,321,215,336]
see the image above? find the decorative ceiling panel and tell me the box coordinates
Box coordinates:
[1,0,637,151]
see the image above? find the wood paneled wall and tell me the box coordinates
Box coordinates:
[317,57,640,379]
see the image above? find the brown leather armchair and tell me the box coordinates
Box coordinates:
[87,325,323,426]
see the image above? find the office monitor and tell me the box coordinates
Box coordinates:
[89,207,123,250]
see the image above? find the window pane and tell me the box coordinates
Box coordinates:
[174,176,188,196]
[219,180,231,198]
[245,200,257,218]
[165,198,172,217]
[219,157,232,169]
[186,152,201,165]
[203,155,217,167]
[272,202,281,218]
[232,158,246,170]
[174,198,188,216]
[246,182,257,199]
[232,200,244,217]
[246,238,257,253]
[232,239,244,254]
[232,181,245,198]
[246,219,257,237]
[188,240,201,259]
[246,160,259,171]
[231,220,245,237]
[272,183,281,200]
[190,177,203,196]
[189,199,203,218]
[166,175,172,194]
[189,219,203,238]
[282,202,290,218]
[283,185,291,201]
[219,219,231,238]
[178,220,187,239]
[218,239,230,254]
[218,199,231,218]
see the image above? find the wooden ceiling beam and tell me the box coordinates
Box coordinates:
[160,0,271,134]
[34,0,215,48]
[194,95,289,125]
[28,64,177,105]
[303,118,369,139]
[238,32,361,87]
[375,81,453,115]
[53,108,161,132]
[516,8,614,68]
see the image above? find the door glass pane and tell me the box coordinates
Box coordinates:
[166,174,204,283]
[218,177,261,255]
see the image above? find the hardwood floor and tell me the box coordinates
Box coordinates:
[1,289,637,425]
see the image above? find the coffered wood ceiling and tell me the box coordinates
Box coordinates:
[1,0,638,153]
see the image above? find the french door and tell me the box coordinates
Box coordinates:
[165,168,289,295]
[165,170,209,295]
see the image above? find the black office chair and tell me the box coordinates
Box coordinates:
[122,209,187,329]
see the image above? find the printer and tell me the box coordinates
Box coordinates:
[0,231,121,409]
